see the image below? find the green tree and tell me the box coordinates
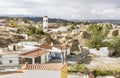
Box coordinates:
[36,29,44,35]
[109,37,120,56]
[86,24,105,50]
[26,30,34,36]
[11,21,18,27]
[68,25,74,31]
[57,31,61,35]
[102,24,112,37]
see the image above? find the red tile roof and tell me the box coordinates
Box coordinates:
[20,49,48,57]
[42,24,59,29]
[22,63,66,71]
[39,44,53,50]
[48,24,59,29]
[53,45,67,51]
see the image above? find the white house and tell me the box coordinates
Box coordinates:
[19,49,49,64]
[39,44,70,60]
[0,41,41,66]
[52,45,71,56]
[72,29,78,34]
[57,26,68,32]
[8,41,38,52]
[0,63,67,78]
[0,53,19,66]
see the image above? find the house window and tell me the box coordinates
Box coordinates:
[9,60,12,64]
[0,61,2,64]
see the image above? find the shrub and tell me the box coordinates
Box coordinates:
[26,30,34,36]
[11,21,18,27]
[68,63,88,73]
[36,29,44,35]
[93,69,120,77]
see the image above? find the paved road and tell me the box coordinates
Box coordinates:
[67,48,89,64]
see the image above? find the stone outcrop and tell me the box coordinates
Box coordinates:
[80,31,90,39]
[0,37,12,48]
[70,39,80,53]
[112,30,119,36]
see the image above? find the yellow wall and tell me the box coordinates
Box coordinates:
[17,69,24,73]
[60,64,67,78]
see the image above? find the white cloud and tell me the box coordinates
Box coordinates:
[0,0,120,19]
[91,7,120,14]
[0,0,13,7]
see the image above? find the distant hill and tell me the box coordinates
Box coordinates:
[0,15,75,24]
[85,20,120,24]
[0,15,120,24]
[23,17,70,23]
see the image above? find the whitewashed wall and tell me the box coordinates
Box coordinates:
[57,26,68,32]
[1,54,19,66]
[41,54,45,63]
[89,47,109,56]
[52,47,61,52]
[22,70,60,78]
[0,70,60,78]
[66,48,70,55]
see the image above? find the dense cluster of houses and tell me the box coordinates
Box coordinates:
[0,41,71,66]
[1,16,120,78]
[0,16,75,78]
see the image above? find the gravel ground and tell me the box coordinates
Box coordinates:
[86,56,120,70]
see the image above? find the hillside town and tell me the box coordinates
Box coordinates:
[0,16,120,78]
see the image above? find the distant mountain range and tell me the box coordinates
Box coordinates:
[0,15,75,24]
[85,20,120,25]
[0,15,120,24]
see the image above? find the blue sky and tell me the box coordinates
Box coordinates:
[0,0,120,19]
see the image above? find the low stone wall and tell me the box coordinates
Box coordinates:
[89,47,109,57]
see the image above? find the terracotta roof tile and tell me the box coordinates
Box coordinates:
[39,44,52,50]
[20,49,48,57]
[23,63,65,71]
[53,45,67,51]
[48,25,59,29]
